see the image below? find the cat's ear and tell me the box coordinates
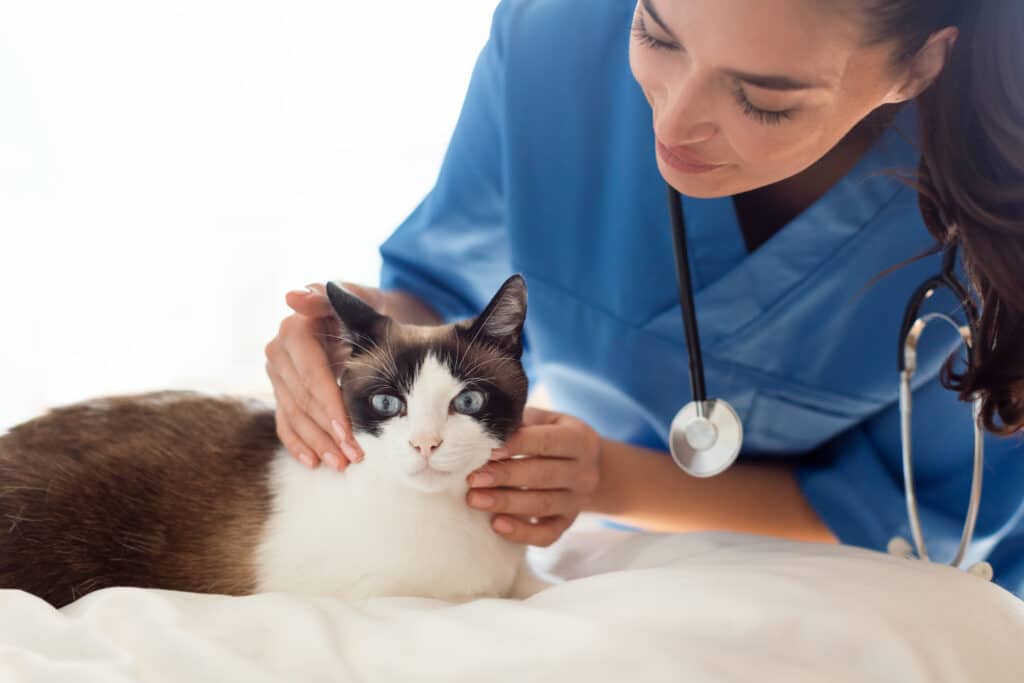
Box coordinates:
[465,275,527,358]
[325,281,388,347]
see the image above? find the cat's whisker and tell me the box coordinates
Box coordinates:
[383,335,401,386]
[343,358,380,371]
[455,329,471,377]
[315,332,361,350]
[465,302,502,352]
[315,333,348,342]
[459,355,513,378]
[345,337,380,357]
[456,350,512,376]
[458,378,498,390]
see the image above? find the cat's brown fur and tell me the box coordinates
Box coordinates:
[0,392,279,607]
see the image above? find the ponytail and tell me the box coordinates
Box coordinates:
[915,0,1024,435]
[863,0,1024,435]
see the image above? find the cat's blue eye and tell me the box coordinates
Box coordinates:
[370,394,404,417]
[452,390,485,415]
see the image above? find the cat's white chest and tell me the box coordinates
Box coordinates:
[254,450,525,601]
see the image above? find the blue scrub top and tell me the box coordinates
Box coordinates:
[379,0,1024,597]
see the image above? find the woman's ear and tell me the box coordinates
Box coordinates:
[882,26,959,104]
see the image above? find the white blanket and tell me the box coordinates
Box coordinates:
[2,528,1022,682]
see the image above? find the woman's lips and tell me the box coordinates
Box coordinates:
[656,140,727,174]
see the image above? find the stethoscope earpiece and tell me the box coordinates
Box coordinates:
[888,536,993,582]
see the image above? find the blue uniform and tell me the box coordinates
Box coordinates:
[379,0,1024,597]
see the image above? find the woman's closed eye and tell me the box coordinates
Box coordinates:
[732,86,795,126]
[632,13,678,52]
[633,11,798,127]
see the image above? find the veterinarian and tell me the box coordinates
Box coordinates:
[264,1,1024,595]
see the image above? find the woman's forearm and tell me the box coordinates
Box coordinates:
[587,437,838,544]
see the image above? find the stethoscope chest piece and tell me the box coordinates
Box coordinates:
[669,399,743,478]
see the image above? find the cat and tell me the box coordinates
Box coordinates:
[0,275,549,608]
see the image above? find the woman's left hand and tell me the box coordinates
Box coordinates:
[465,406,602,546]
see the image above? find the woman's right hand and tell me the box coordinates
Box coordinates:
[264,282,386,471]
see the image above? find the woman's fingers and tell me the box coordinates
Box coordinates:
[266,280,393,472]
[467,409,603,547]
[267,352,339,448]
[489,515,574,548]
[466,457,595,519]
[285,283,335,317]
[521,405,560,427]
[272,402,319,469]
[467,487,578,518]
[279,314,363,461]
[267,361,350,471]
[468,456,577,490]
[502,424,584,461]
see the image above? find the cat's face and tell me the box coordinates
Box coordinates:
[326,277,528,494]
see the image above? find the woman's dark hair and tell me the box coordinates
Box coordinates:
[861,0,1024,435]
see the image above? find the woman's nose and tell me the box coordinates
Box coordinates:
[409,432,443,459]
[658,76,718,145]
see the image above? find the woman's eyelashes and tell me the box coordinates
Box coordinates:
[632,13,797,126]
[731,86,795,126]
[631,14,678,51]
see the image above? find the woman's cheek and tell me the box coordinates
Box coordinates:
[724,112,830,174]
[629,47,666,109]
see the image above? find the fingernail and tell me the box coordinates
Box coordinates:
[491,448,510,460]
[468,492,494,509]
[331,419,348,444]
[340,440,363,463]
[288,288,313,297]
[469,471,494,487]
[298,452,317,469]
[322,452,342,470]
[493,518,514,534]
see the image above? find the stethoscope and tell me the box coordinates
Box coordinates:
[664,183,991,579]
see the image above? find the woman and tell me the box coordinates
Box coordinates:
[264,1,1024,595]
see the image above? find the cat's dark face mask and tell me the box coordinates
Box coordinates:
[324,276,529,492]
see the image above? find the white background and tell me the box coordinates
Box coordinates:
[0,0,501,431]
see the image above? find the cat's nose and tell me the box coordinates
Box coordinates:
[409,432,443,459]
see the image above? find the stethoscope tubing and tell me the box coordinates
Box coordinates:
[666,185,708,414]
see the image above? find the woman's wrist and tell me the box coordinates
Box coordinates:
[586,437,628,516]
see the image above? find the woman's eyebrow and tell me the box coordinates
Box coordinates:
[640,0,833,92]
[641,0,678,40]
[723,68,827,91]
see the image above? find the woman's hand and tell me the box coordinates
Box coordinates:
[264,282,385,471]
[465,407,602,546]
